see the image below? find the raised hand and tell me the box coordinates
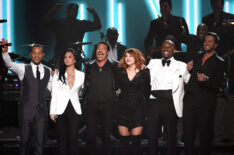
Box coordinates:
[0,38,8,53]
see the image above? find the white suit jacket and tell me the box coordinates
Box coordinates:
[148,57,190,117]
[50,69,85,115]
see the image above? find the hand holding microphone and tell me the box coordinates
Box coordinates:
[0,39,11,53]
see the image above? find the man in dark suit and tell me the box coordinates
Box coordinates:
[1,39,52,155]
[92,27,127,62]
[144,0,189,58]
[202,0,234,93]
[183,32,225,155]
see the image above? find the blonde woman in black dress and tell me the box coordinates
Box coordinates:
[116,48,150,155]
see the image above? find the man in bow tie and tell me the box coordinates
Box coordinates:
[147,40,190,155]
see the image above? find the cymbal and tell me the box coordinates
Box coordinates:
[22,43,45,47]
[71,41,92,45]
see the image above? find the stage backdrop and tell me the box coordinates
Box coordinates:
[0,0,234,61]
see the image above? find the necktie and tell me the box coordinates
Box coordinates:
[36,66,40,80]
[162,59,171,67]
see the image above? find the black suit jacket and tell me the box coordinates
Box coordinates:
[186,52,225,108]
[145,15,189,53]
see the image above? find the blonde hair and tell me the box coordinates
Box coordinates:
[119,48,145,69]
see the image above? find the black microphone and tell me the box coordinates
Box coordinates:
[0,42,12,47]
[179,18,185,33]
[0,19,7,23]
[99,31,106,41]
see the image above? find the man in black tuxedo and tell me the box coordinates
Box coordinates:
[92,27,127,62]
[183,32,225,155]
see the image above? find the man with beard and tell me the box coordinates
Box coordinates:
[44,3,102,68]
[202,0,234,93]
[183,32,225,155]
[1,39,52,155]
[144,0,189,59]
[83,42,117,155]
[147,40,190,155]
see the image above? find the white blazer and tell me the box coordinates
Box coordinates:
[148,57,190,117]
[50,69,85,115]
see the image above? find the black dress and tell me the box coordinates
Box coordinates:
[116,68,151,129]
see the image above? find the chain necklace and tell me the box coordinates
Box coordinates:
[67,72,74,83]
[99,67,102,72]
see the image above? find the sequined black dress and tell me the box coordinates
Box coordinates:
[115,68,151,129]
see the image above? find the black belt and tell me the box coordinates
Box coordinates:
[151,90,172,99]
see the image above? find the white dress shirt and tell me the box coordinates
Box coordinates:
[107,42,118,62]
[147,57,191,117]
[2,52,52,91]
[152,58,174,90]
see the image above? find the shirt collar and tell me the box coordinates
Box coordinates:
[30,62,42,70]
[161,57,174,61]
[107,41,117,50]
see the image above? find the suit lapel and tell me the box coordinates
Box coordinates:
[71,70,78,92]
[171,58,180,93]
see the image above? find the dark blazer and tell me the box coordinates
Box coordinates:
[91,43,127,61]
[145,15,189,52]
[82,60,119,103]
[186,52,225,108]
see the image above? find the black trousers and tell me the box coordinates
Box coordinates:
[147,98,177,155]
[56,101,82,155]
[183,93,216,155]
[19,110,47,155]
[86,101,113,155]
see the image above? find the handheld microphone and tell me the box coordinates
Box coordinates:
[0,42,12,47]
[0,19,7,23]
[179,18,185,33]
[99,31,106,41]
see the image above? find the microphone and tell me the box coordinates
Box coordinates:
[0,19,7,23]
[222,19,234,25]
[0,42,12,47]
[179,18,185,33]
[99,31,106,41]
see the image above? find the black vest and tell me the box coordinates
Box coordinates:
[19,64,50,119]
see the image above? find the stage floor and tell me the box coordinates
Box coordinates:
[0,127,234,155]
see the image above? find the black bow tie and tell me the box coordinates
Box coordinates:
[162,59,171,67]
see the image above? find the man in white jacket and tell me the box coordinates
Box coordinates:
[147,40,190,155]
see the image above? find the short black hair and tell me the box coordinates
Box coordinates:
[107,27,119,36]
[211,0,224,6]
[97,42,110,51]
[67,3,79,11]
[31,44,44,53]
[206,32,220,44]
[160,0,172,8]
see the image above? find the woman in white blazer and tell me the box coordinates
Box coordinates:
[50,48,85,155]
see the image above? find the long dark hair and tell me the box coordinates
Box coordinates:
[58,48,79,84]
